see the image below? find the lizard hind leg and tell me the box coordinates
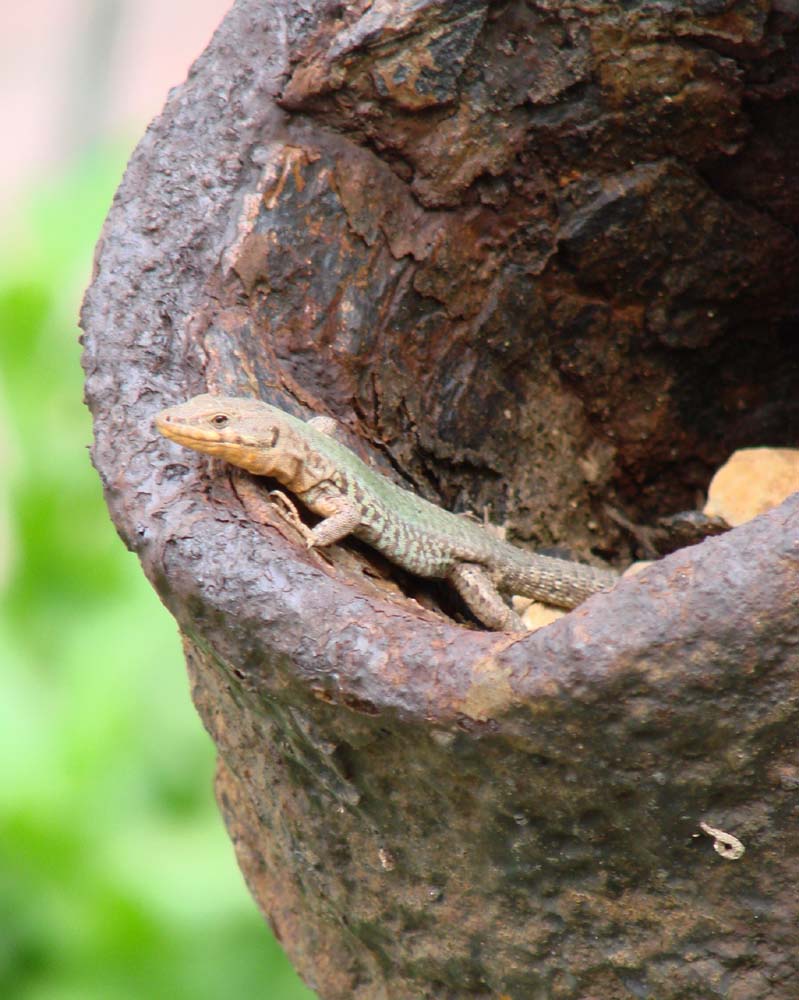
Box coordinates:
[448,562,525,632]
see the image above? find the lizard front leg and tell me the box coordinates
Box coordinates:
[272,490,362,549]
[448,562,525,631]
[230,472,316,545]
[305,499,362,548]
[233,474,362,550]
[266,489,316,545]
[292,483,363,549]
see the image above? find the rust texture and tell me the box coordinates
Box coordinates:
[80,0,799,997]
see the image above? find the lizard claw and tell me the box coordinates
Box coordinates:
[268,489,315,544]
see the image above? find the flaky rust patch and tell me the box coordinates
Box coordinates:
[264,146,311,209]
[457,634,524,720]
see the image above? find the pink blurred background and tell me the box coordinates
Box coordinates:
[2,0,231,206]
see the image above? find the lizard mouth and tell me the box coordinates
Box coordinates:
[155,416,200,442]
[155,417,251,454]
[163,429,226,449]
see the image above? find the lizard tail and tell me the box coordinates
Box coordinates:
[498,552,620,609]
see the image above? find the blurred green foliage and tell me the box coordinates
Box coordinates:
[0,147,316,1000]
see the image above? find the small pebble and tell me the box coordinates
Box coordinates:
[704,447,799,526]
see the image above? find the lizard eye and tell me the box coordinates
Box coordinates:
[212,414,229,427]
[267,427,280,447]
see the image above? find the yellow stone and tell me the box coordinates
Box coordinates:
[704,448,799,526]
[623,561,654,577]
[520,601,566,631]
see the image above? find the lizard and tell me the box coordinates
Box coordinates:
[155,394,620,630]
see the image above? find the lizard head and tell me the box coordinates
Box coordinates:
[155,394,297,478]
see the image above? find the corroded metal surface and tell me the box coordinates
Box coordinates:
[178,496,799,1000]
[81,0,799,996]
